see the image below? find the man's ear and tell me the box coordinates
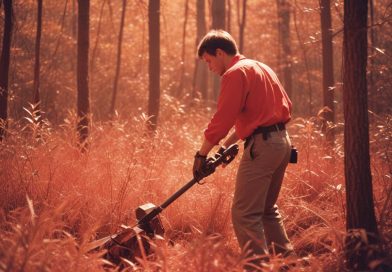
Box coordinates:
[216,48,225,57]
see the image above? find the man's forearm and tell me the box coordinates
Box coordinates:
[198,138,215,156]
[222,132,239,148]
[198,132,239,156]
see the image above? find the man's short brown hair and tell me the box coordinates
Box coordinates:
[197,30,238,58]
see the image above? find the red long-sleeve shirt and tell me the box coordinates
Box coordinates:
[204,55,292,145]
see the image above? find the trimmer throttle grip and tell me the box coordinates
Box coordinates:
[209,144,239,168]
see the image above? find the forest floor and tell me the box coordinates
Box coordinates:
[0,105,391,271]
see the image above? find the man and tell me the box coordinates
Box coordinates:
[193,30,294,258]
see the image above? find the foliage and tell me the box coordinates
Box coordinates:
[1,0,392,270]
[2,0,390,124]
[1,99,391,271]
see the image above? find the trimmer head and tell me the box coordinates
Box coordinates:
[104,225,147,266]
[103,203,164,266]
[135,203,165,236]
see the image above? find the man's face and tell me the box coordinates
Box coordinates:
[202,50,225,76]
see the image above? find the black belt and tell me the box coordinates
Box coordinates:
[247,122,286,142]
[244,122,286,159]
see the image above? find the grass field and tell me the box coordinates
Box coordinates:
[1,106,391,271]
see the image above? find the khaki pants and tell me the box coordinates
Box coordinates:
[232,129,293,257]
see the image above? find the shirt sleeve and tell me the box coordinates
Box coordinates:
[204,69,248,145]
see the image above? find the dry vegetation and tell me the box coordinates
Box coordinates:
[1,0,392,271]
[1,103,391,271]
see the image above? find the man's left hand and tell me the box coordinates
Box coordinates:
[214,146,228,168]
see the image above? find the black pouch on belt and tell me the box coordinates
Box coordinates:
[289,145,298,163]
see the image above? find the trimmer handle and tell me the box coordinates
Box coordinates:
[209,144,239,167]
[139,144,240,225]
[221,145,238,164]
[200,144,239,179]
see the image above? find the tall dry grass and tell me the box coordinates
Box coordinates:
[0,103,391,271]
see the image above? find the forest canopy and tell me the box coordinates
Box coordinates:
[0,0,391,271]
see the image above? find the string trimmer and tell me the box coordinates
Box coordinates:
[87,144,239,266]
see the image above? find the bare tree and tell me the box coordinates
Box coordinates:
[368,0,376,113]
[148,0,160,130]
[90,0,106,78]
[343,1,382,270]
[212,0,225,29]
[320,0,335,144]
[211,0,225,100]
[227,0,231,33]
[193,0,208,100]
[237,0,247,53]
[32,0,43,122]
[110,0,127,116]
[276,0,292,99]
[0,0,12,140]
[177,0,189,97]
[77,0,90,147]
[293,2,313,116]
[72,0,77,38]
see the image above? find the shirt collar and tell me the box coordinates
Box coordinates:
[228,54,245,68]
[227,54,246,70]
[223,54,245,76]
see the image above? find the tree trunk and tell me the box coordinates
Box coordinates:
[33,0,42,122]
[227,0,231,33]
[212,0,225,29]
[0,0,12,141]
[211,0,225,101]
[90,0,106,80]
[320,0,335,144]
[77,0,90,148]
[72,0,77,38]
[368,0,376,114]
[193,0,208,100]
[276,0,292,100]
[343,1,380,270]
[42,0,68,77]
[293,4,313,116]
[110,0,127,116]
[148,0,160,131]
[237,0,247,53]
[177,0,189,97]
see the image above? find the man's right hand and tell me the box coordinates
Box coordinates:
[193,152,207,179]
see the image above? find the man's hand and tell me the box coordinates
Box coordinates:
[216,146,226,157]
[193,152,207,179]
[214,146,227,168]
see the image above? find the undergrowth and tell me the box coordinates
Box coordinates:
[0,102,391,271]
